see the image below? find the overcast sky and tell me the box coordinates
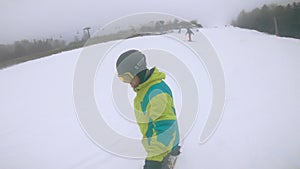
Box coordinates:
[0,0,298,44]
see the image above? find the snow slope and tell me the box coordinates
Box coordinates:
[1,27,300,169]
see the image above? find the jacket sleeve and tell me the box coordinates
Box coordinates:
[143,93,179,162]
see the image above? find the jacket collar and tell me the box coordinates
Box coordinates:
[134,67,165,92]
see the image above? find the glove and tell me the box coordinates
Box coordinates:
[161,146,181,169]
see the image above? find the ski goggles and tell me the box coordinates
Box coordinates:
[118,72,134,83]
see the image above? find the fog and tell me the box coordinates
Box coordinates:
[0,0,298,44]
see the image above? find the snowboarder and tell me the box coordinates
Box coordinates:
[186,28,194,41]
[116,50,181,169]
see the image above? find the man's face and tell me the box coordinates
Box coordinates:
[130,76,140,89]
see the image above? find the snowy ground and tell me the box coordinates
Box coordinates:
[0,27,300,169]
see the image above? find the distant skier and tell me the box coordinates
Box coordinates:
[186,28,194,41]
[116,50,181,169]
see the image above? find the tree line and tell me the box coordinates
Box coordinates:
[86,19,202,46]
[0,39,67,63]
[232,2,300,39]
[0,19,201,68]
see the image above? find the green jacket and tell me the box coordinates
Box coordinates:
[134,67,180,162]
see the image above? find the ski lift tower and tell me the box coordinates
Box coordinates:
[83,27,91,39]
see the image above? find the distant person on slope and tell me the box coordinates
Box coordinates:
[186,28,194,41]
[116,50,181,169]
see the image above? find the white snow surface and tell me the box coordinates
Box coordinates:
[1,27,300,169]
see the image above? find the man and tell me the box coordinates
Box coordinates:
[186,28,194,41]
[116,50,180,169]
